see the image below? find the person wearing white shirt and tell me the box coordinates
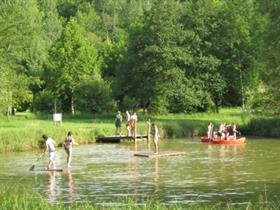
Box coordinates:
[43,134,56,170]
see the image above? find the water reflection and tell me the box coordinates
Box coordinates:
[1,139,280,206]
[207,144,246,185]
[153,157,159,193]
[47,171,56,203]
[67,169,74,202]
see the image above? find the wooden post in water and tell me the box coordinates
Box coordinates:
[147,119,151,144]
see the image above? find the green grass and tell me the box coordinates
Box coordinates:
[0,184,280,210]
[0,108,279,153]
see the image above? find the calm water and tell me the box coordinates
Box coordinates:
[0,138,280,206]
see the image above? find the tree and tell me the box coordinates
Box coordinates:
[48,18,102,114]
[256,0,280,113]
[211,0,264,108]
[0,0,45,114]
[118,0,187,112]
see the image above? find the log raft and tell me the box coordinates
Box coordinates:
[96,135,148,143]
[134,151,186,158]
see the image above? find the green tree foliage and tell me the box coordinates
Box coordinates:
[47,18,102,114]
[210,0,264,108]
[255,0,280,113]
[179,0,225,112]
[0,0,277,114]
[0,0,45,113]
[75,78,116,113]
[118,0,188,112]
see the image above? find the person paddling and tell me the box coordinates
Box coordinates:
[42,134,56,170]
[64,131,78,168]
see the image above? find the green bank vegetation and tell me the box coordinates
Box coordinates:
[1,108,279,153]
[0,184,279,210]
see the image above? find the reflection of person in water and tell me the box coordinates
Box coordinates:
[67,168,74,201]
[47,171,56,203]
[153,157,159,193]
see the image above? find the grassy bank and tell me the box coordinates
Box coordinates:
[0,184,279,210]
[0,108,279,153]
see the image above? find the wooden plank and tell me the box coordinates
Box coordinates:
[134,151,186,158]
[47,168,63,172]
[35,168,63,172]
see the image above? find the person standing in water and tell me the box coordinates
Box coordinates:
[151,123,159,154]
[43,134,56,170]
[64,131,78,168]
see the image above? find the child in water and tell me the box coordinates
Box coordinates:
[64,131,78,168]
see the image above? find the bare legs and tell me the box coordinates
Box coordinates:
[65,148,73,168]
[48,151,56,169]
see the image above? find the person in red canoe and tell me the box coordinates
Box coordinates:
[213,128,219,138]
[232,123,241,140]
[207,122,214,138]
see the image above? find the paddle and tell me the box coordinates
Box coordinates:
[29,153,45,171]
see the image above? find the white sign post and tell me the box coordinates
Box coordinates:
[53,113,62,125]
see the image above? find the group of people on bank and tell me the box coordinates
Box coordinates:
[207,122,241,140]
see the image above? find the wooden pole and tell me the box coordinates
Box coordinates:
[147,119,151,144]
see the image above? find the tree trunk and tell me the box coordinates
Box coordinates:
[237,49,245,109]
[71,90,75,115]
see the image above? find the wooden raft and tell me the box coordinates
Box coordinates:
[96,135,148,143]
[134,151,186,158]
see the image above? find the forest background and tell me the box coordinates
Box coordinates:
[0,0,279,116]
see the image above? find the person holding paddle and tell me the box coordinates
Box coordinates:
[43,134,56,170]
[64,131,78,168]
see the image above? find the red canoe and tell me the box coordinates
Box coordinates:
[212,137,246,144]
[200,137,212,143]
[201,137,246,144]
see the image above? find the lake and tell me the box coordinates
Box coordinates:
[0,138,280,207]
